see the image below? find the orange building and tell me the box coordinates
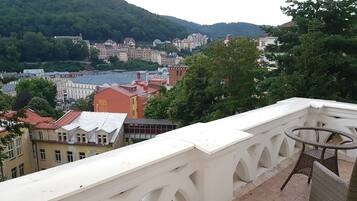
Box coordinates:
[93,84,158,118]
[168,66,188,86]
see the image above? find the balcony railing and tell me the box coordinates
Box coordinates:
[1,98,357,201]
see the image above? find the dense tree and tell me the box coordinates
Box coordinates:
[152,44,179,53]
[0,92,14,111]
[261,0,357,104]
[0,0,187,41]
[145,38,262,126]
[21,32,53,62]
[89,47,100,63]
[0,33,89,72]
[12,91,32,111]
[16,78,57,107]
[27,97,56,118]
[167,54,215,125]
[163,16,264,38]
[61,39,89,60]
[0,34,20,71]
[97,59,159,71]
[144,87,172,119]
[70,93,94,111]
[0,76,18,84]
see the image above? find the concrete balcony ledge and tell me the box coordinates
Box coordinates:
[1,98,357,201]
[0,137,194,201]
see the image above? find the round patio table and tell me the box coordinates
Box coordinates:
[280,126,357,190]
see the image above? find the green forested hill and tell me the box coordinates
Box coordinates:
[163,16,265,38]
[0,0,187,41]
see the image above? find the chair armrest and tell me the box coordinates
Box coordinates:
[309,161,348,201]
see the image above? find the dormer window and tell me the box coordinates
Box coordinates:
[58,133,67,142]
[98,135,102,144]
[81,134,86,143]
[103,135,107,144]
[77,133,86,143]
[63,133,67,141]
[76,134,81,142]
[97,134,107,144]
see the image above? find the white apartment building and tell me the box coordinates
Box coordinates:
[50,77,71,102]
[187,33,209,49]
[153,39,171,47]
[173,33,209,52]
[173,38,193,51]
[23,69,45,77]
[134,48,152,62]
[92,38,182,65]
[118,48,129,62]
[257,36,278,51]
[123,37,136,47]
[56,111,127,147]
[257,36,279,69]
[65,80,98,101]
[150,50,163,65]
[93,43,107,60]
[93,43,128,62]
[1,81,17,97]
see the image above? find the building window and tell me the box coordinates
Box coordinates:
[132,109,136,116]
[55,150,61,162]
[39,131,43,140]
[67,151,73,162]
[77,133,81,142]
[8,142,15,159]
[63,133,67,141]
[81,134,86,143]
[58,133,62,141]
[79,152,85,159]
[15,137,22,156]
[11,167,17,178]
[97,135,107,144]
[19,163,24,176]
[40,149,46,160]
[98,135,102,144]
[103,135,107,144]
[32,144,36,158]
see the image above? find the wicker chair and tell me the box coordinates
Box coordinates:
[309,158,357,201]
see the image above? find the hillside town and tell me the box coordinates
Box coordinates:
[93,33,209,65]
[1,0,356,201]
[0,33,277,183]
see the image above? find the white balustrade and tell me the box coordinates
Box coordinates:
[1,98,357,201]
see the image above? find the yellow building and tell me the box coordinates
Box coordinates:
[0,109,127,179]
[30,111,127,170]
[0,128,35,180]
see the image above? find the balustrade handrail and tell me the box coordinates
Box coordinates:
[1,98,357,201]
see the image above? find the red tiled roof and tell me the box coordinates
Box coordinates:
[35,122,58,129]
[5,109,54,125]
[20,110,55,125]
[3,109,57,130]
[54,111,81,127]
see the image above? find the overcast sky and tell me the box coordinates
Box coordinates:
[126,0,291,26]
